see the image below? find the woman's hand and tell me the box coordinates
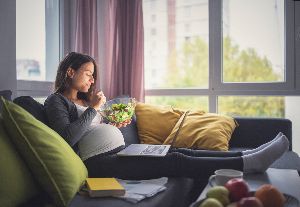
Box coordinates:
[90,90,106,111]
[110,119,132,128]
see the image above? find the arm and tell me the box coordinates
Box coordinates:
[44,93,97,147]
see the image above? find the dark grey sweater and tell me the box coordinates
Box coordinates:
[44,93,97,151]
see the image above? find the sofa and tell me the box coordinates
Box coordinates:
[1,92,300,207]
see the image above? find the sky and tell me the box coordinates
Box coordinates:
[227,0,284,74]
[16,0,45,79]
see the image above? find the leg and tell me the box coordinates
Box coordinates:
[84,152,243,180]
[242,132,283,155]
[84,136,289,179]
[169,148,242,157]
[170,132,284,158]
[242,135,289,172]
[170,132,284,157]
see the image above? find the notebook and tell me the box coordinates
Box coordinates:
[116,144,171,157]
[85,178,125,197]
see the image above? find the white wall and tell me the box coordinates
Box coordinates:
[296,1,300,92]
[0,0,17,97]
[291,1,300,155]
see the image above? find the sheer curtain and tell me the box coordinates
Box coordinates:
[68,0,145,102]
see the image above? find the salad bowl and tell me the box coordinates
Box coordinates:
[98,97,136,124]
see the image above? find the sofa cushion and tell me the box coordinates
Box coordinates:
[0,116,39,207]
[0,90,12,112]
[163,111,237,151]
[136,103,236,151]
[231,117,293,150]
[13,96,48,125]
[119,116,140,146]
[135,103,184,144]
[1,97,88,207]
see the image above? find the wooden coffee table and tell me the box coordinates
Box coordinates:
[191,168,300,206]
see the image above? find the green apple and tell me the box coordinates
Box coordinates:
[206,186,230,206]
[199,198,223,207]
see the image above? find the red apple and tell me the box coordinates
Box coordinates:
[225,178,250,202]
[237,197,263,207]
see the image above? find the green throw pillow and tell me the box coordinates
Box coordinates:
[1,97,88,207]
[0,116,39,207]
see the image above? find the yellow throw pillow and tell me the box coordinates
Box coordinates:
[163,111,238,151]
[135,103,184,144]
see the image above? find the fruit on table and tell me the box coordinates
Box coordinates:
[237,197,263,207]
[199,198,223,207]
[206,186,230,206]
[254,184,286,207]
[225,178,250,202]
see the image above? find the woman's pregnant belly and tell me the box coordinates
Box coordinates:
[78,124,125,160]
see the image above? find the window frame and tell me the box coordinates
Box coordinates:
[144,0,299,113]
[213,0,295,91]
[16,0,64,98]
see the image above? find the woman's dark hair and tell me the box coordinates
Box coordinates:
[55,52,98,101]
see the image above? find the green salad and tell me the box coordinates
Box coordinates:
[103,102,135,123]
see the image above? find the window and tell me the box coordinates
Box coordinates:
[16,0,60,81]
[16,0,61,96]
[143,0,209,90]
[222,0,285,83]
[184,6,191,17]
[151,14,156,22]
[143,0,299,130]
[16,0,61,97]
[184,23,190,32]
[151,28,157,36]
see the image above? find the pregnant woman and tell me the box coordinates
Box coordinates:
[44,52,289,180]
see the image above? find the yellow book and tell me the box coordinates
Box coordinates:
[86,178,125,197]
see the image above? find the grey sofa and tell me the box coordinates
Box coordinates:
[67,116,300,207]
[2,93,300,207]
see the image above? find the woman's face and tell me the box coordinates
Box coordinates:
[70,62,95,93]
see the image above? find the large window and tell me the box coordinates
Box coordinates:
[143,0,297,116]
[16,0,60,96]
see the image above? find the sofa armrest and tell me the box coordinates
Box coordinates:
[230,117,292,150]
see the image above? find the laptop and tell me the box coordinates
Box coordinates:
[116,144,171,157]
[117,111,189,157]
